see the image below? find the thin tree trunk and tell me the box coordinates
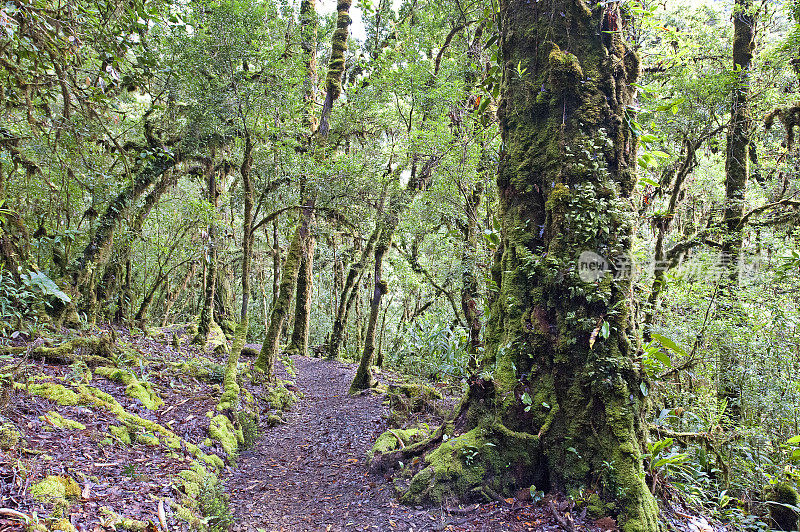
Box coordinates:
[329,225,379,359]
[162,262,195,327]
[350,223,390,392]
[195,160,220,343]
[255,199,316,380]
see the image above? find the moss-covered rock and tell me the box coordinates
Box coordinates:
[769,482,799,531]
[29,475,80,516]
[40,411,86,430]
[264,381,299,411]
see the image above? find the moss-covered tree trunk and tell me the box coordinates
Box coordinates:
[719,0,755,422]
[376,1,659,529]
[195,161,220,343]
[460,182,483,370]
[329,224,379,359]
[349,221,391,393]
[286,241,315,356]
[254,200,316,380]
[318,0,351,137]
[71,153,177,322]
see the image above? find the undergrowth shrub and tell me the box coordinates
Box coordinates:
[387,314,469,381]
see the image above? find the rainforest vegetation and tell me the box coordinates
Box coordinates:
[2,0,800,529]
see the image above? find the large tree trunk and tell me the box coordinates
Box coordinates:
[719,0,755,423]
[374,1,659,529]
[286,241,315,356]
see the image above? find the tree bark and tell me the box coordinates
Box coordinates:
[318,0,352,137]
[719,0,755,423]
[329,225,379,359]
[195,160,220,343]
[286,242,315,356]
[349,222,391,392]
[254,199,316,380]
[375,2,659,529]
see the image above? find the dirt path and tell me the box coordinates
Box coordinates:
[227,354,447,532]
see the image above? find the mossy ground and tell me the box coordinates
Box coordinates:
[0,324,277,529]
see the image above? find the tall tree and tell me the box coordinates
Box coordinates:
[719,0,756,421]
[372,1,659,528]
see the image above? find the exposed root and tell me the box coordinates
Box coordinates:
[0,336,116,367]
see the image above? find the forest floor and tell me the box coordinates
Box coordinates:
[0,327,721,532]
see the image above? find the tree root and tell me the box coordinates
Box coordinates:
[0,336,116,367]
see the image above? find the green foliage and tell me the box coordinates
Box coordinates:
[388,314,469,381]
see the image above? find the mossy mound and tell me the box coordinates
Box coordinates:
[30,475,80,517]
[398,424,540,505]
[386,383,444,421]
[264,381,298,411]
[94,367,163,410]
[208,414,242,456]
[51,518,78,532]
[171,357,225,383]
[241,346,258,358]
[40,411,86,430]
[769,481,799,531]
[369,428,424,458]
[21,382,80,405]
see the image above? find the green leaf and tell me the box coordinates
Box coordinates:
[787,435,800,445]
[651,333,687,357]
[640,382,649,396]
[652,350,672,367]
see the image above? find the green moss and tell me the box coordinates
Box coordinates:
[369,428,423,458]
[266,413,284,427]
[208,414,242,456]
[769,482,799,531]
[98,507,150,531]
[76,385,223,469]
[136,432,160,446]
[52,518,78,532]
[109,425,131,445]
[30,475,80,503]
[94,367,163,410]
[264,382,297,411]
[0,417,21,449]
[40,411,86,430]
[175,461,233,531]
[21,382,80,406]
[401,424,540,505]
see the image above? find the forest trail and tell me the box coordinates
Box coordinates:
[226,353,447,532]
